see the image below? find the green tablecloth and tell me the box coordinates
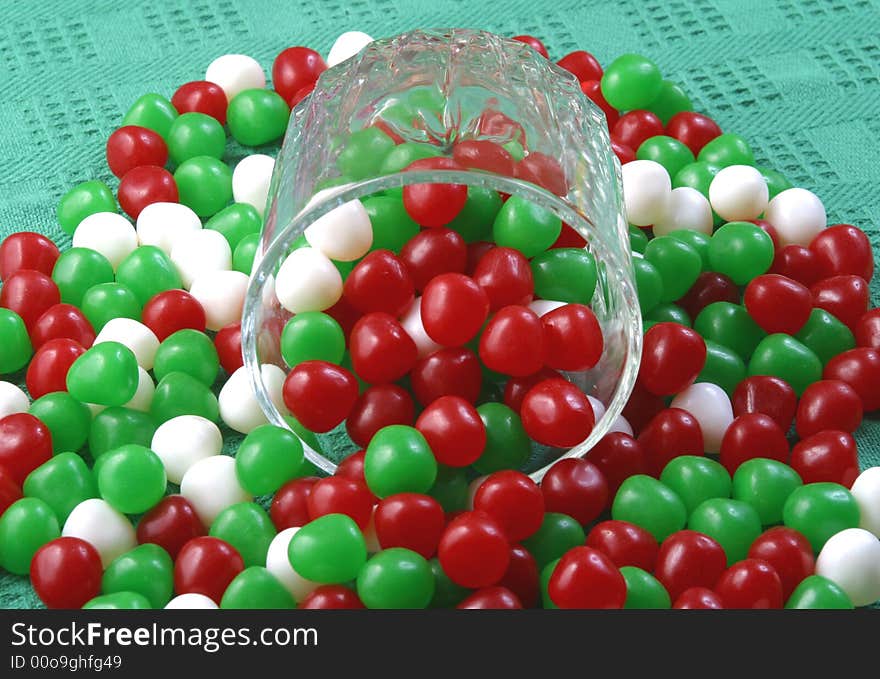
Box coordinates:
[1,0,879,608]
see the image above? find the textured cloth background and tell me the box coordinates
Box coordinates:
[1,0,879,608]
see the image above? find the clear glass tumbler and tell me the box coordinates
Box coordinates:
[242,28,641,481]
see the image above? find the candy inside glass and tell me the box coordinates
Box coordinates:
[242,28,641,481]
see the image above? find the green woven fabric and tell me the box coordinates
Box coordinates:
[1,0,879,608]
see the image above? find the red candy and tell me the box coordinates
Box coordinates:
[270,477,319,530]
[117,165,178,219]
[855,308,880,349]
[503,367,562,413]
[473,471,544,542]
[557,50,603,83]
[673,587,724,609]
[580,80,619,128]
[25,338,86,399]
[810,224,874,281]
[457,586,523,609]
[498,544,539,608]
[410,347,482,406]
[541,458,608,525]
[349,312,418,384]
[520,377,595,448]
[654,530,727,601]
[587,432,648,494]
[421,273,490,346]
[282,360,359,432]
[665,112,722,156]
[438,510,510,589]
[335,450,368,486]
[548,546,627,609]
[719,413,790,474]
[638,408,704,477]
[105,125,168,179]
[638,323,706,396]
[676,271,740,320]
[400,228,467,292]
[791,429,860,487]
[714,558,783,609]
[403,158,468,227]
[374,493,445,559]
[142,289,207,341]
[30,537,103,609]
[307,476,374,530]
[415,396,486,467]
[214,322,243,374]
[0,232,59,281]
[795,380,863,438]
[472,247,534,311]
[541,303,604,372]
[171,81,228,125]
[511,34,549,58]
[731,375,798,431]
[770,245,822,287]
[611,140,636,165]
[343,249,414,317]
[747,527,814,600]
[346,384,415,448]
[586,520,659,571]
[29,303,95,349]
[299,585,364,609]
[611,110,664,152]
[479,305,544,377]
[272,46,327,102]
[1,269,61,331]
[452,140,515,177]
[621,382,666,436]
[744,274,812,335]
[0,465,22,517]
[515,152,568,196]
[823,347,880,411]
[173,536,245,604]
[811,274,869,330]
[136,495,205,560]
[0,413,53,485]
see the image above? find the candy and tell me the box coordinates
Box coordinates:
[136,496,205,559]
[815,528,880,607]
[167,112,226,164]
[117,165,178,219]
[94,318,159,370]
[205,54,266,102]
[520,378,595,448]
[611,475,687,542]
[189,270,248,331]
[748,526,815,600]
[652,187,713,236]
[174,536,244,603]
[23,452,98,524]
[479,305,544,377]
[764,187,827,247]
[30,537,103,609]
[62,498,137,568]
[438,510,509,588]
[150,415,222,484]
[542,459,608,526]
[210,502,276,567]
[275,246,343,314]
[164,593,220,609]
[221,566,296,609]
[659,455,731,515]
[26,339,85,399]
[180,455,252,527]
[707,221,774,285]
[169,228,232,290]
[698,132,754,168]
[621,566,671,609]
[548,546,627,609]
[0,381,28,419]
[122,93,178,141]
[783,482,860,552]
[621,159,671,226]
[790,430,859,487]
[0,232,60,281]
[364,425,437,498]
[102,543,174,609]
[218,364,287,434]
[288,513,367,584]
[227,89,290,146]
[530,248,598,305]
[654,530,727,600]
[785,574,853,609]
[56,181,118,236]
[96,444,167,514]
[708,164,769,221]
[601,54,662,111]
[636,135,694,179]
[136,202,202,255]
[492,195,561,258]
[231,154,275,216]
[71,212,138,270]
[235,425,304,495]
[850,467,880,538]
[744,273,812,335]
[265,527,319,602]
[0,498,60,574]
[714,558,783,608]
[173,156,233,218]
[719,413,789,473]
[688,498,762,565]
[50,247,114,307]
[171,81,228,125]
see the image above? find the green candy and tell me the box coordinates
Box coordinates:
[153,329,219,386]
[337,127,395,180]
[688,498,762,565]
[0,309,33,374]
[600,53,663,111]
[28,392,91,454]
[647,80,693,125]
[102,543,174,609]
[732,458,803,526]
[233,232,260,274]
[659,455,731,515]
[364,425,437,498]
[115,245,182,306]
[708,221,774,285]
[673,161,719,198]
[644,236,702,302]
[280,311,346,366]
[698,340,747,395]
[151,371,219,424]
[447,187,503,243]
[83,592,152,610]
[235,425,305,495]
[785,575,854,609]
[56,181,117,235]
[666,229,712,270]
[473,403,530,474]
[637,135,695,179]
[757,166,792,200]
[220,567,296,609]
[611,475,687,543]
[80,282,141,331]
[429,557,470,608]
[504,140,526,161]
[795,308,855,365]
[166,112,226,164]
[0,498,60,574]
[205,203,262,251]
[210,502,276,567]
[379,142,442,174]
[174,156,232,218]
[522,512,586,569]
[122,93,178,140]
[51,247,115,306]
[698,133,754,168]
[632,257,664,314]
[428,466,470,513]
[23,453,98,524]
[621,566,671,609]
[540,558,561,609]
[66,341,139,407]
[227,89,290,146]
[493,195,562,259]
[645,303,691,327]
[89,407,156,458]
[748,334,823,396]
[783,482,860,553]
[96,444,166,514]
[695,302,766,362]
[288,513,367,584]
[629,226,649,254]
[357,547,435,609]
[362,195,420,253]
[530,248,598,305]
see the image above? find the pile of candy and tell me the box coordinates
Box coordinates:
[1,29,879,610]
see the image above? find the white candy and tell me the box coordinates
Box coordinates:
[232,155,275,217]
[815,528,880,607]
[621,160,671,227]
[326,31,374,67]
[528,299,568,317]
[219,364,288,434]
[189,270,248,331]
[401,297,442,359]
[136,202,202,255]
[125,367,155,412]
[587,396,606,423]
[151,415,223,484]
[851,467,880,538]
[165,593,219,610]
[304,200,372,262]
[266,527,320,603]
[607,413,634,436]
[670,382,732,454]
[170,229,232,289]
[72,212,137,270]
[274,246,342,314]
[205,54,265,102]
[180,454,251,527]
[62,498,137,568]
[708,165,769,222]
[653,186,713,236]
[364,509,381,554]
[764,187,827,247]
[93,318,160,370]
[0,381,29,419]
[466,475,489,510]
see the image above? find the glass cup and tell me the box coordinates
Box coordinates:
[242,28,641,481]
